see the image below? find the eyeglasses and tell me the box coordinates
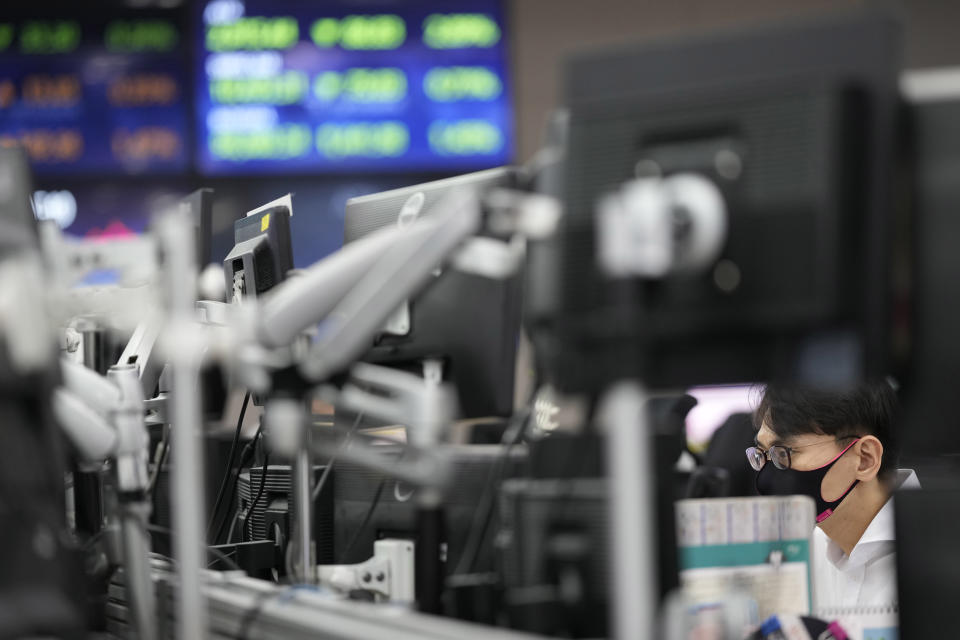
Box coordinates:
[745,436,856,471]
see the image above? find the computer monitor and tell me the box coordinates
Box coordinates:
[180,188,214,268]
[498,477,608,637]
[899,78,960,457]
[685,384,757,450]
[333,444,527,585]
[223,199,294,302]
[529,9,901,393]
[343,168,524,419]
[235,465,335,567]
[895,487,958,639]
[0,147,37,246]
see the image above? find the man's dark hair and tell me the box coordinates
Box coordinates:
[754,381,900,478]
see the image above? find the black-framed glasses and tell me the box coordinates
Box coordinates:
[745,436,857,471]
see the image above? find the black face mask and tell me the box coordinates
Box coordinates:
[755,438,860,523]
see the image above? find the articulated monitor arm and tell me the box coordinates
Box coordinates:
[241,184,560,394]
[56,359,155,496]
[252,187,483,383]
[55,359,157,640]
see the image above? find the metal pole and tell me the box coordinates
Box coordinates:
[267,398,313,583]
[293,440,313,583]
[75,323,107,536]
[415,359,446,614]
[157,211,208,640]
[80,325,108,374]
[415,489,444,615]
[72,464,103,535]
[599,381,658,640]
[109,363,157,640]
[120,502,157,640]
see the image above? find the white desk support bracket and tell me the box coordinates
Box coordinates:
[317,539,416,604]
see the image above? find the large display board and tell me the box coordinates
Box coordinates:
[195,0,512,174]
[0,12,190,175]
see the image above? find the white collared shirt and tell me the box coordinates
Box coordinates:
[811,469,920,610]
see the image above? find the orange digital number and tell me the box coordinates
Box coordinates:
[17,129,83,162]
[21,74,81,107]
[0,80,15,108]
[111,127,181,161]
[108,74,179,107]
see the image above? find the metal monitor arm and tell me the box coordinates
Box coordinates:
[54,359,157,640]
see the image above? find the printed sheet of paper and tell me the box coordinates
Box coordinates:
[816,606,899,640]
[681,562,810,621]
[676,496,817,619]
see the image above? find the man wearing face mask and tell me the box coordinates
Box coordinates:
[746,382,919,609]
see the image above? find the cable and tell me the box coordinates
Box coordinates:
[275,412,366,575]
[338,478,385,564]
[336,441,409,564]
[213,449,251,545]
[143,523,243,572]
[454,407,532,575]
[310,412,363,503]
[208,391,250,541]
[225,508,242,545]
[148,424,172,501]
[210,391,251,537]
[245,452,271,542]
[207,545,239,569]
[81,525,111,552]
[214,419,264,544]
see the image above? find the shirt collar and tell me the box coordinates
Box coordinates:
[827,468,919,568]
[856,469,919,546]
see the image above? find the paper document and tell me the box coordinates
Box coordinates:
[676,496,817,621]
[816,605,898,640]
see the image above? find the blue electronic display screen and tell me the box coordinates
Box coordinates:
[0,14,190,175]
[195,0,512,174]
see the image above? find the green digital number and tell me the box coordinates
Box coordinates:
[310,18,339,48]
[340,15,405,50]
[344,68,406,102]
[210,71,307,105]
[310,15,405,50]
[423,66,501,102]
[428,120,503,155]
[206,17,299,52]
[0,25,14,52]
[314,68,407,103]
[105,20,178,52]
[210,124,311,160]
[20,21,81,54]
[422,14,500,49]
[316,122,409,158]
[313,71,342,101]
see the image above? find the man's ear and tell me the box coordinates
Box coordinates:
[855,435,884,481]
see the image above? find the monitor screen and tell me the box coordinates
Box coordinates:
[0,11,190,175]
[194,0,512,174]
[247,178,413,269]
[685,384,759,451]
[342,168,523,419]
[33,182,186,239]
[32,181,188,285]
